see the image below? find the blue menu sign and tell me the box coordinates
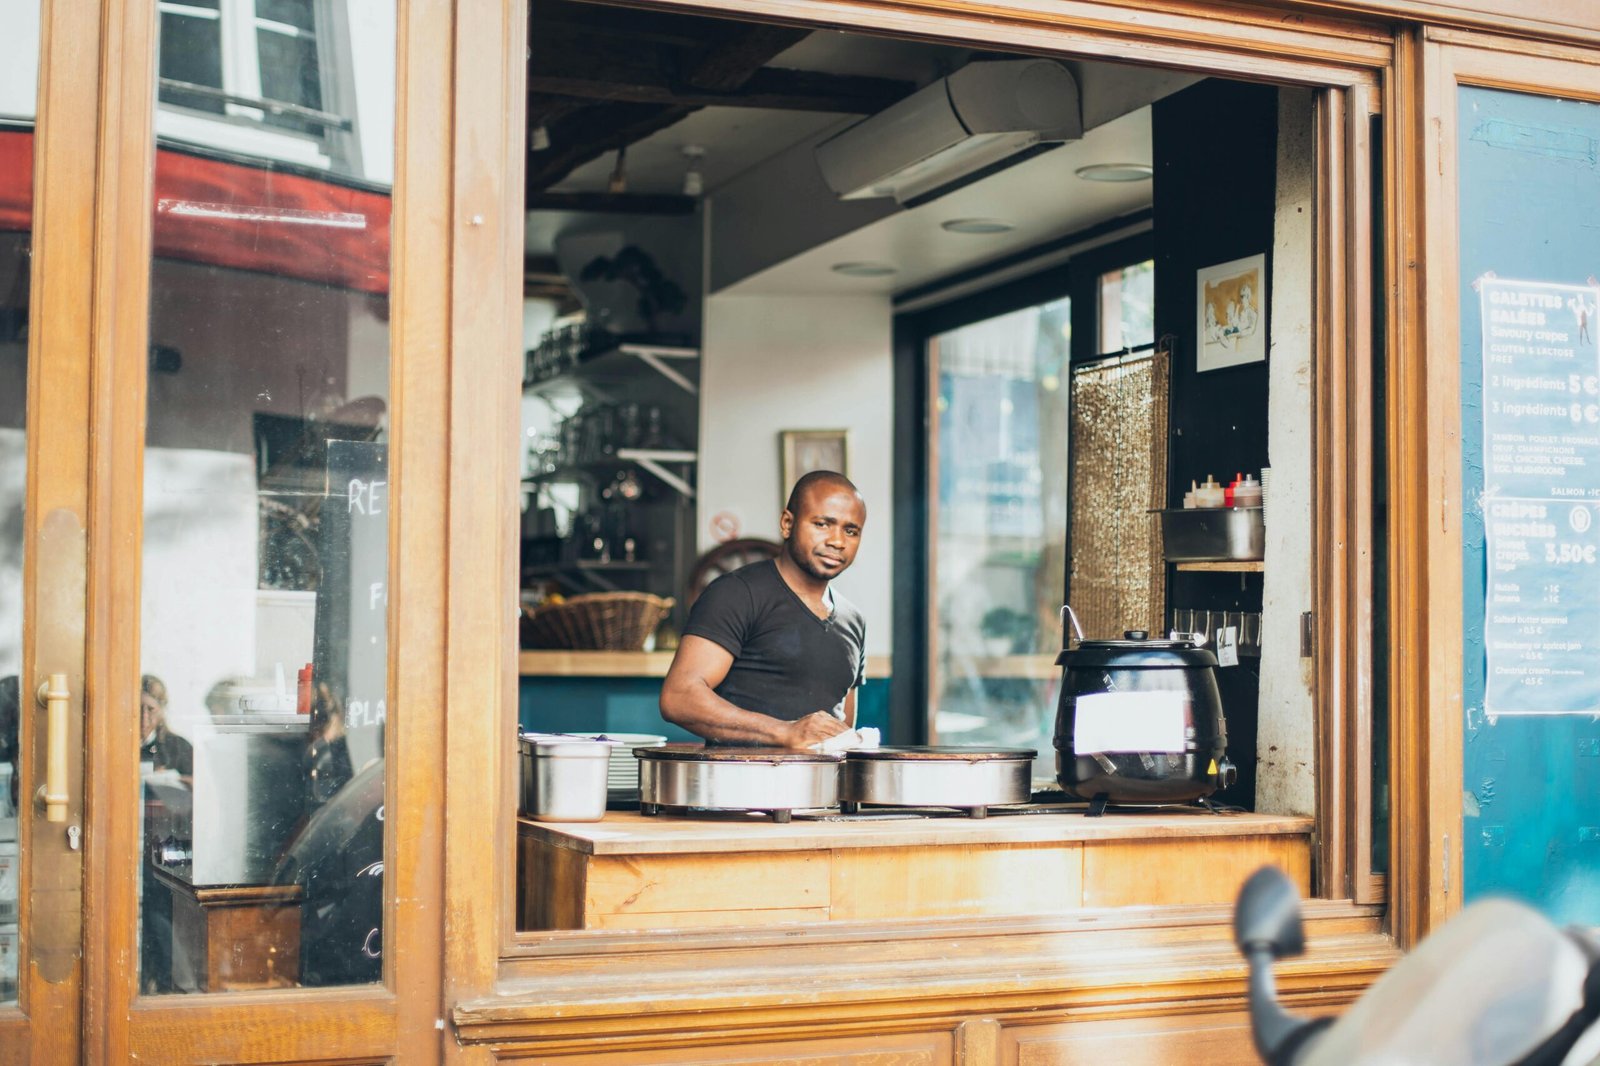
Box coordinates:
[1481,277,1600,715]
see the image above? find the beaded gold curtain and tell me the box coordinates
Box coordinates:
[1067,349,1169,640]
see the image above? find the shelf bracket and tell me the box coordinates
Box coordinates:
[632,456,694,499]
[620,344,698,396]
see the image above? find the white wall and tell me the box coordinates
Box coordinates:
[698,293,894,655]
[0,0,39,123]
[1257,87,1317,816]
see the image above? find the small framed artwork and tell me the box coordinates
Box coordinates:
[1196,253,1267,372]
[780,429,850,498]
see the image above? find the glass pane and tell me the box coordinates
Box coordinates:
[929,297,1070,781]
[158,10,225,114]
[258,29,321,108]
[1097,260,1155,354]
[1458,85,1600,922]
[257,0,315,31]
[139,0,394,994]
[0,0,40,1010]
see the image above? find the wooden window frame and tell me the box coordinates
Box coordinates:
[485,0,1398,986]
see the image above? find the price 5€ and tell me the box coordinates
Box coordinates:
[1545,541,1598,564]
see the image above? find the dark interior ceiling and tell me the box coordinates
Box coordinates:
[525,0,921,214]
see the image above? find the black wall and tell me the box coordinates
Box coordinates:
[1153,79,1279,809]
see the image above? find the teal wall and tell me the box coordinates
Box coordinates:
[519,676,893,740]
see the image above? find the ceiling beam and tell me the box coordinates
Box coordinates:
[527,191,697,216]
[525,18,843,194]
[526,67,912,115]
[525,101,697,196]
[680,24,807,91]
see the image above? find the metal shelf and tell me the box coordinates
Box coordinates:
[524,343,700,400]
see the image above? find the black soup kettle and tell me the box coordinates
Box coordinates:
[1053,611,1235,812]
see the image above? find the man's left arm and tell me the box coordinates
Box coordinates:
[841,688,856,728]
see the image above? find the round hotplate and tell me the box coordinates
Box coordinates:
[634,743,844,763]
[845,745,1037,761]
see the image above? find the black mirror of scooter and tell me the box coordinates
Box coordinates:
[1235,864,1305,959]
[1235,866,1331,1066]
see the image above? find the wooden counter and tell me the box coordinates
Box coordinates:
[519,808,1312,932]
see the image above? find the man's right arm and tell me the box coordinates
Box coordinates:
[659,636,846,748]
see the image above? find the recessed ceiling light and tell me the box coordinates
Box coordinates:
[1075,162,1154,182]
[941,218,1015,235]
[831,261,897,278]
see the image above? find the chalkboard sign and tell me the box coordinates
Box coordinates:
[1479,277,1600,716]
[313,439,388,773]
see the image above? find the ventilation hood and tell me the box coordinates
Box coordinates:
[813,59,1083,207]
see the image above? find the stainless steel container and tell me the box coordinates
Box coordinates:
[636,744,842,823]
[1157,506,1265,561]
[839,746,1035,817]
[520,736,617,822]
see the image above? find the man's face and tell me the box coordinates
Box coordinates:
[781,485,866,582]
[140,693,162,738]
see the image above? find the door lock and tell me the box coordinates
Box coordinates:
[66,825,80,851]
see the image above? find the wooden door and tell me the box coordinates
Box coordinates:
[1404,30,1600,943]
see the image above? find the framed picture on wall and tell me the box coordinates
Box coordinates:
[779,429,850,499]
[1196,253,1267,372]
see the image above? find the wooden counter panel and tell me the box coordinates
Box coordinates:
[520,813,1313,931]
[494,1028,954,1064]
[831,843,1082,921]
[523,810,1315,856]
[1081,837,1312,909]
[995,1010,1256,1066]
[585,851,829,918]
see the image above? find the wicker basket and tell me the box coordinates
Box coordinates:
[521,591,675,651]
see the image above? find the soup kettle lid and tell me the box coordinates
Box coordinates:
[1055,629,1219,669]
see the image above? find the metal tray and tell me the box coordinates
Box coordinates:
[1156,507,1264,562]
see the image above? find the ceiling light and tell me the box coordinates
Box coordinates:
[682,144,705,198]
[1075,162,1153,182]
[530,124,551,152]
[607,146,628,194]
[941,218,1014,235]
[831,262,897,278]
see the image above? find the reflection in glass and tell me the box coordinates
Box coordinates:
[139,0,394,994]
[0,0,40,1010]
[1097,260,1155,354]
[928,298,1071,779]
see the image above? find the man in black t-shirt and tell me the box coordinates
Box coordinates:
[661,471,867,748]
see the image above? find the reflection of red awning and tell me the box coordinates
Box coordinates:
[0,130,29,232]
[0,129,391,295]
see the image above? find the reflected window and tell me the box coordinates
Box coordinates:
[928,297,1070,778]
[157,0,368,178]
[1097,259,1155,354]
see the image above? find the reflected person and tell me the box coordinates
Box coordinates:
[139,673,193,787]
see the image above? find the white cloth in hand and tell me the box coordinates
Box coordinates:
[809,727,881,753]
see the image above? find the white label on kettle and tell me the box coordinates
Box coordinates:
[1074,692,1188,754]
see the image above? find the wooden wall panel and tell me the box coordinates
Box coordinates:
[1081,838,1310,908]
[997,1011,1256,1066]
[493,1029,954,1064]
[586,851,830,917]
[830,844,1083,921]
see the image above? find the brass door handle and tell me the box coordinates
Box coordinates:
[36,673,69,822]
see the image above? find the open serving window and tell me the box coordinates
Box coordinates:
[497,0,1389,963]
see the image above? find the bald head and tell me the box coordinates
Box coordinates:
[784,470,863,518]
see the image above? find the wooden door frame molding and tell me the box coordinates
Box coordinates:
[80,0,455,1062]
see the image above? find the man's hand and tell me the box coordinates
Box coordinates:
[780,711,849,749]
